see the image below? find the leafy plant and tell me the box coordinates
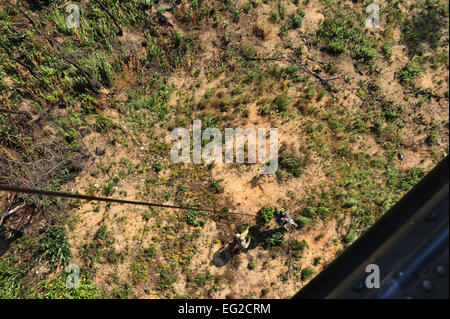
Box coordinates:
[399,57,423,87]
[344,230,356,243]
[295,216,311,227]
[37,226,72,269]
[248,261,258,270]
[0,260,27,298]
[30,273,100,299]
[259,206,275,223]
[272,92,291,113]
[186,210,199,226]
[293,239,309,250]
[264,229,285,249]
[301,267,315,280]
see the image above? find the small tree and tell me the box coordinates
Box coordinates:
[301,267,315,281]
[259,206,275,223]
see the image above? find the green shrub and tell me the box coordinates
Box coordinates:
[293,239,309,250]
[219,207,229,219]
[248,261,258,270]
[158,267,176,290]
[425,122,440,146]
[95,223,109,241]
[342,198,358,208]
[242,2,252,13]
[316,18,352,55]
[191,272,213,287]
[186,210,199,226]
[0,260,26,298]
[270,10,279,22]
[344,230,356,243]
[264,230,285,249]
[259,206,275,223]
[272,92,291,113]
[400,167,425,190]
[382,99,405,121]
[301,267,315,280]
[130,262,148,284]
[382,42,392,59]
[304,206,316,216]
[355,41,378,63]
[31,273,100,299]
[37,226,72,269]
[102,181,116,196]
[295,216,311,227]
[313,257,322,266]
[209,180,224,193]
[94,113,114,132]
[154,162,163,172]
[399,58,423,87]
[143,245,156,259]
[279,154,304,177]
[288,9,305,29]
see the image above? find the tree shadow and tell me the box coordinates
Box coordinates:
[0,239,10,258]
[0,226,23,258]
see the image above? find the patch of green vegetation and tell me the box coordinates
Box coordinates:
[190,272,213,287]
[272,91,291,114]
[259,206,275,223]
[158,266,177,291]
[316,16,353,55]
[186,210,199,226]
[382,42,393,60]
[130,262,149,284]
[248,260,258,270]
[0,259,27,298]
[278,149,309,178]
[313,257,322,266]
[263,229,285,249]
[343,230,356,243]
[30,273,101,299]
[402,0,449,56]
[399,57,423,87]
[37,226,72,269]
[399,167,425,190]
[354,40,378,64]
[293,239,309,251]
[301,267,315,280]
[295,216,311,227]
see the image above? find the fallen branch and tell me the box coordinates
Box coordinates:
[0,107,33,120]
[0,203,26,225]
[0,41,38,78]
[241,55,283,61]
[290,54,340,86]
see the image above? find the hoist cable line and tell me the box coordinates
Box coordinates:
[0,184,256,217]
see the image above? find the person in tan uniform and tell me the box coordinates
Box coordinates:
[234,226,251,250]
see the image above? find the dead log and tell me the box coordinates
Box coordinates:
[0,107,33,121]
[0,203,26,225]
